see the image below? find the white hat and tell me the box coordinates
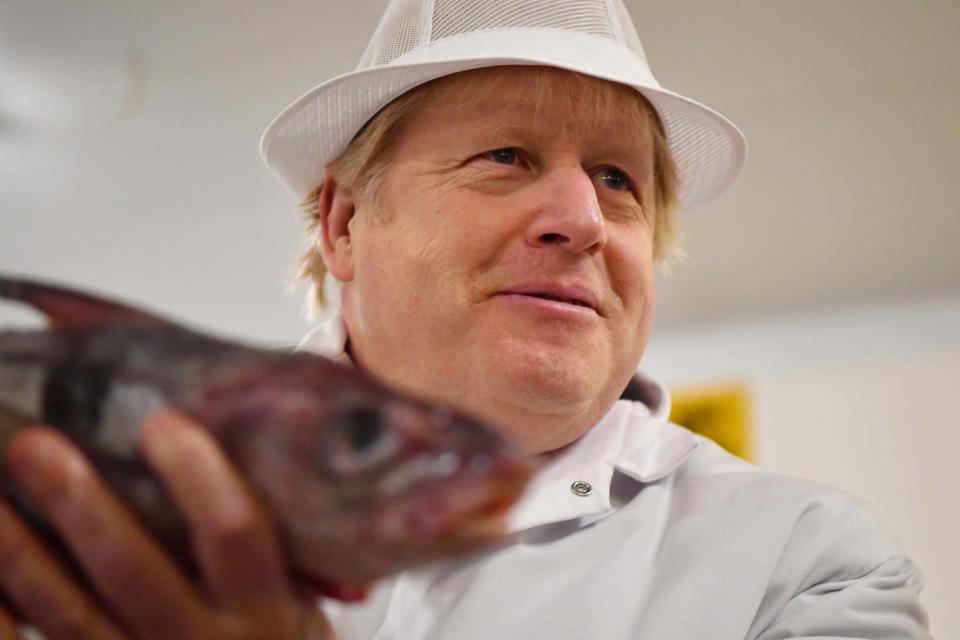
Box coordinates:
[260,0,747,211]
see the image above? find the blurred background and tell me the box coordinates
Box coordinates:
[1,0,958,635]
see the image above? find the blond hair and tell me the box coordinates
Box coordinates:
[296,67,680,310]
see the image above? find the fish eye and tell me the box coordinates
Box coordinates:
[328,405,401,473]
[342,406,383,451]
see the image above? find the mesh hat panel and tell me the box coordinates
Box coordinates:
[362,0,648,68]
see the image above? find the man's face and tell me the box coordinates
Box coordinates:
[334,68,659,453]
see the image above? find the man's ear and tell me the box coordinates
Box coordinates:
[318,175,357,282]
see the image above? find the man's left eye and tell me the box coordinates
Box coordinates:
[598,168,631,192]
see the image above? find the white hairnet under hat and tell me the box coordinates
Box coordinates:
[260,0,747,212]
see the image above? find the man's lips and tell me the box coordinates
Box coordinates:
[495,283,601,315]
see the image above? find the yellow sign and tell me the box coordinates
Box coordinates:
[669,382,753,462]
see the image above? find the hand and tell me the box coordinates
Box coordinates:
[0,411,335,639]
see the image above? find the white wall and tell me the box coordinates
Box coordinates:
[643,289,960,638]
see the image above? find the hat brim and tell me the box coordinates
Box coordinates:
[260,29,746,211]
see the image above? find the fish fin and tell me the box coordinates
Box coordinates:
[0,275,170,329]
[307,579,371,602]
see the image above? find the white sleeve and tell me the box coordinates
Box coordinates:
[750,494,932,639]
[754,554,931,639]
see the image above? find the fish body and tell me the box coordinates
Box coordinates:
[0,276,534,596]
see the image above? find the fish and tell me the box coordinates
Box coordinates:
[0,275,535,600]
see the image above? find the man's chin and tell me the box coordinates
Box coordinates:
[478,350,601,412]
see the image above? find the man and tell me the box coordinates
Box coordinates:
[0,1,932,638]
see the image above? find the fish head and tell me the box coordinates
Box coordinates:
[218,357,537,586]
[0,274,538,593]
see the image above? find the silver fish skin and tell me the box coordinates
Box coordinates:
[0,275,535,597]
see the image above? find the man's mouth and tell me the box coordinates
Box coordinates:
[521,293,592,308]
[495,283,600,315]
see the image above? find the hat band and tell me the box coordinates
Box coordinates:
[380,29,663,92]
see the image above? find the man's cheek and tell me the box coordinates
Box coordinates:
[404,243,470,295]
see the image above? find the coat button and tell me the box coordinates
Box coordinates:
[570,480,593,497]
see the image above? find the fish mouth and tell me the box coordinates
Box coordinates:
[413,450,537,540]
[374,451,535,544]
[297,485,523,588]
[423,490,521,539]
[376,480,522,542]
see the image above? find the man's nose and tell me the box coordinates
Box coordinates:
[524,166,606,255]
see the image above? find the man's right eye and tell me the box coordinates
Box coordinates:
[483,147,520,165]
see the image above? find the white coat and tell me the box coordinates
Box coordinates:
[300,317,932,640]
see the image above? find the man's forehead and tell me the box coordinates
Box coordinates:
[409,66,657,147]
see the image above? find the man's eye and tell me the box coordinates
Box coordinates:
[483,147,521,165]
[598,167,631,192]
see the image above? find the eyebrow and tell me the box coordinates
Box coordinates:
[463,120,653,161]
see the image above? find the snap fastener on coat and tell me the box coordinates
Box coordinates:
[570,480,593,497]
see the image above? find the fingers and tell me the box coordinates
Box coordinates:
[2,417,326,640]
[139,411,297,622]
[6,428,210,639]
[0,495,126,640]
[0,608,17,640]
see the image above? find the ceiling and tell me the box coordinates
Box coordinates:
[1,0,958,344]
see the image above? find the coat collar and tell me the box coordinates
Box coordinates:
[297,314,698,534]
[297,314,351,363]
[505,397,697,533]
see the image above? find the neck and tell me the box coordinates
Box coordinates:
[436,384,616,454]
